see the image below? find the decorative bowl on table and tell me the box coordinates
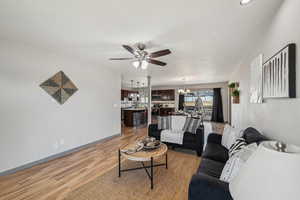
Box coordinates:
[138,137,161,150]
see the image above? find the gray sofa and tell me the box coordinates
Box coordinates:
[148,123,204,156]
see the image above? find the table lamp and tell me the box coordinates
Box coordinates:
[229,141,300,200]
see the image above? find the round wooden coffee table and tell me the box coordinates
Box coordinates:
[118,143,168,189]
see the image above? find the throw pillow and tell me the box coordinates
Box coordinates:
[182,117,191,131]
[220,156,244,183]
[221,124,232,148]
[157,116,171,130]
[221,125,244,149]
[227,128,244,149]
[236,143,258,162]
[182,117,202,134]
[243,127,268,144]
[220,143,258,183]
[228,137,247,157]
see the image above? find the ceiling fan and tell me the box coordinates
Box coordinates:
[109,43,171,69]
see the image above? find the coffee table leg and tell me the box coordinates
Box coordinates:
[165,153,168,169]
[151,157,153,189]
[118,149,121,177]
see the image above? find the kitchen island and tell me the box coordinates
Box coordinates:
[123,108,147,127]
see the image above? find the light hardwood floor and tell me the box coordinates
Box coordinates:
[0,123,224,200]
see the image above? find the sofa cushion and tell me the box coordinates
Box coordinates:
[242,127,268,144]
[183,132,197,143]
[182,117,202,134]
[189,173,233,200]
[207,133,222,144]
[157,116,171,130]
[202,143,229,163]
[198,158,225,178]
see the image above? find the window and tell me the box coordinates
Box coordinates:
[184,89,213,120]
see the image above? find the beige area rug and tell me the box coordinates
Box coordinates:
[64,150,200,200]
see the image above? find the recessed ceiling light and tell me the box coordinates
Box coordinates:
[240,0,253,6]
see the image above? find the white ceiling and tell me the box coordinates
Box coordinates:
[0,0,283,87]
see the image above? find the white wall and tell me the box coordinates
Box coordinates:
[0,40,121,173]
[153,82,230,122]
[231,0,300,146]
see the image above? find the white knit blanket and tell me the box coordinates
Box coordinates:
[160,129,185,145]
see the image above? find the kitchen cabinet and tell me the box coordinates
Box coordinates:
[123,108,147,127]
[159,107,175,116]
[151,89,175,101]
[121,90,138,100]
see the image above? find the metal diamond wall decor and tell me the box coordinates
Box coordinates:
[40,71,78,104]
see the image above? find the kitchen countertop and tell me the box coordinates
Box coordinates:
[152,101,175,104]
[122,108,147,111]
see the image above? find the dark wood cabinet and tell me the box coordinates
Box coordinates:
[123,109,147,127]
[151,89,175,101]
[121,90,126,100]
[121,90,138,100]
[159,107,175,116]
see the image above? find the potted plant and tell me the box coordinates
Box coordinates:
[232,89,240,104]
[228,82,236,94]
[228,82,236,89]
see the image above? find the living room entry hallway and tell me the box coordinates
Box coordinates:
[0,123,224,200]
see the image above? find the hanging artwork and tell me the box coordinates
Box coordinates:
[40,71,78,104]
[262,43,296,99]
[250,54,263,103]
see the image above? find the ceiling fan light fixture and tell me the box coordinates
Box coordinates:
[132,61,140,69]
[111,43,171,68]
[240,0,253,6]
[141,60,148,70]
[132,60,148,70]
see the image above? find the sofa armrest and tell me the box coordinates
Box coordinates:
[195,125,204,156]
[188,173,233,200]
[148,123,158,131]
[207,133,223,144]
[148,124,158,137]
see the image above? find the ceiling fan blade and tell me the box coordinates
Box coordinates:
[149,49,171,58]
[146,59,167,66]
[122,45,136,55]
[109,58,134,60]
